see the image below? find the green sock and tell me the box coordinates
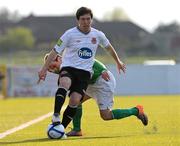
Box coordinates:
[112,107,138,119]
[72,104,82,131]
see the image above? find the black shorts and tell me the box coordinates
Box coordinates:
[59,67,91,97]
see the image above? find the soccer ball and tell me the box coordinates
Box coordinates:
[47,124,66,139]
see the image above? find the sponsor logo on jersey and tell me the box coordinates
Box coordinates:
[78,48,93,59]
[91,37,97,44]
[56,39,63,46]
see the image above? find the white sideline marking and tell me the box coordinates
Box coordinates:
[0,107,66,139]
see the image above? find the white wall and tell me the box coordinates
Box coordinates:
[6,64,180,97]
[107,64,180,95]
[7,66,58,97]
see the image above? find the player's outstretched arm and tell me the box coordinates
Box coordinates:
[105,44,126,74]
[38,49,58,83]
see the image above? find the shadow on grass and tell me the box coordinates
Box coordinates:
[0,130,158,145]
[0,134,138,145]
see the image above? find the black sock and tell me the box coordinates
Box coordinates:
[54,88,67,114]
[62,105,77,128]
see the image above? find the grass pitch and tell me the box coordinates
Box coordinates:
[0,95,180,146]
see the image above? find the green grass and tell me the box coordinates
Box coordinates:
[0,52,45,65]
[0,52,176,65]
[97,55,177,64]
[0,95,180,146]
[0,97,54,133]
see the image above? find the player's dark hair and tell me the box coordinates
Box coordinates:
[76,7,93,20]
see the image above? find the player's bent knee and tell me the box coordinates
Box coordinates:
[100,110,113,120]
[69,94,82,106]
[59,77,71,89]
[100,115,109,120]
[69,99,79,106]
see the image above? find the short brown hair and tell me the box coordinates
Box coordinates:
[76,7,93,20]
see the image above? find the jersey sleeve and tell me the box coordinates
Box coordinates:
[89,59,107,84]
[99,31,110,49]
[93,59,107,72]
[54,31,69,54]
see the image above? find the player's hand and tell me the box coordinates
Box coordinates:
[37,68,47,84]
[101,71,110,81]
[117,60,126,74]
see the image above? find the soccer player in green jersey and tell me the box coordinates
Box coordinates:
[44,54,148,136]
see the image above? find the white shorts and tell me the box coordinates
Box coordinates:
[85,71,116,110]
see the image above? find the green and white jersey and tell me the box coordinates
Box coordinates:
[50,59,107,84]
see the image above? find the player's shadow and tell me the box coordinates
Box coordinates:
[0,134,137,145]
